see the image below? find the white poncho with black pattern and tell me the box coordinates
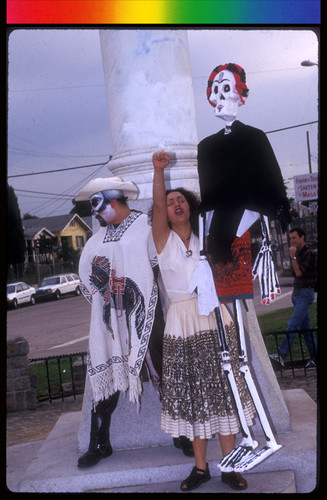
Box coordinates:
[78,211,158,406]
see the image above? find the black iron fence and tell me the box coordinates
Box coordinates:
[28,329,317,403]
[262,328,318,377]
[28,352,87,403]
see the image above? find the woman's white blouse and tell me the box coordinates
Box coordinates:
[157,230,200,302]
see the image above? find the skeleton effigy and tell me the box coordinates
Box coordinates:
[189,63,291,472]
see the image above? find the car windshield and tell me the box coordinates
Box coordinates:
[7,285,15,293]
[40,277,60,286]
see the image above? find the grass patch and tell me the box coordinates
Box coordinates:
[257,302,317,334]
[257,302,317,361]
[29,356,79,400]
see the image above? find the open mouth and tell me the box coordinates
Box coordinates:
[175,208,184,215]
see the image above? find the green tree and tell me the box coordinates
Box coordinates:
[7,184,26,265]
[23,213,38,220]
[70,199,92,217]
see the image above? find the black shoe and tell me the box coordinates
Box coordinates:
[77,441,113,468]
[221,471,248,490]
[180,463,211,491]
[269,353,285,367]
[173,436,194,457]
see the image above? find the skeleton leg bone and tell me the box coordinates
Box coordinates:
[193,213,281,471]
[227,300,282,472]
[215,307,258,472]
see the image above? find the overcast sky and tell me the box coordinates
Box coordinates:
[7,28,319,218]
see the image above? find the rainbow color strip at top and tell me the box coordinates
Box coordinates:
[7,0,320,24]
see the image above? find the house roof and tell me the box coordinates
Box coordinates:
[22,214,92,238]
[23,227,55,239]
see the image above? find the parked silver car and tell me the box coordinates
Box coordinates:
[36,273,81,301]
[7,282,37,309]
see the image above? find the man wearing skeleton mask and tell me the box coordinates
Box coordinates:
[75,178,193,468]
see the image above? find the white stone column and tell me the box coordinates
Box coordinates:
[99,29,199,199]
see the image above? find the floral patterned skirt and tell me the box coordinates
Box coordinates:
[160,294,255,441]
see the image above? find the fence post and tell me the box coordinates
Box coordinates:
[7,337,37,411]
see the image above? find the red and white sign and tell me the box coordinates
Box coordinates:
[294,173,318,201]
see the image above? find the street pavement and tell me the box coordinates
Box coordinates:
[6,272,298,359]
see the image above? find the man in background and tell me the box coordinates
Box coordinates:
[270,226,317,370]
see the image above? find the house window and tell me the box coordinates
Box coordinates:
[76,236,84,248]
[70,220,76,227]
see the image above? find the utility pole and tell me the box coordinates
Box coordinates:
[306,130,312,174]
[35,247,40,284]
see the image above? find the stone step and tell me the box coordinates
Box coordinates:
[17,411,295,494]
[93,470,296,494]
[14,389,317,493]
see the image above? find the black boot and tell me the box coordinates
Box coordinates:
[78,392,119,468]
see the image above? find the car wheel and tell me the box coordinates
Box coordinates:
[30,295,36,305]
[12,298,18,309]
[75,286,81,296]
[55,290,61,300]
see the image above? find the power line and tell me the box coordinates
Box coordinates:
[8,120,318,180]
[28,164,105,216]
[10,84,105,93]
[15,189,73,198]
[265,121,318,134]
[9,147,109,159]
[8,157,112,178]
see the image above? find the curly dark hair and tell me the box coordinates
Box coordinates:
[148,187,200,237]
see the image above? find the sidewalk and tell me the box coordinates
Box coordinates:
[6,395,84,448]
[253,273,293,314]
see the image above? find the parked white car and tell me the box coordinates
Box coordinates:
[36,273,81,301]
[7,282,37,309]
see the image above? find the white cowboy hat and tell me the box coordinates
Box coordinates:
[75,177,139,201]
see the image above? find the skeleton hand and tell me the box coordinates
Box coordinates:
[188,256,219,315]
[252,216,281,305]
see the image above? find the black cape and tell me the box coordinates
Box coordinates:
[197,120,291,263]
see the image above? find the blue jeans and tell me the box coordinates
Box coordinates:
[279,287,317,362]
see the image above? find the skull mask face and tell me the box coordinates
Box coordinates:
[90,191,118,226]
[209,70,242,124]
